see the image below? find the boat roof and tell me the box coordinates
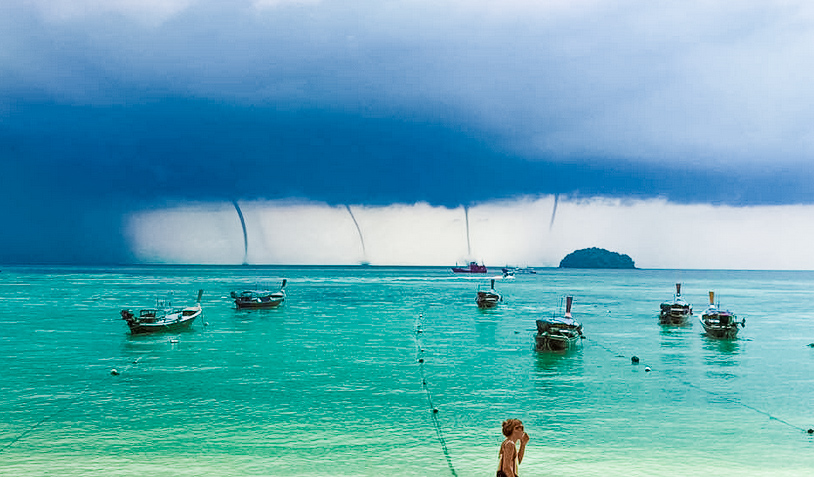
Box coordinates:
[539,316,581,327]
[703,305,734,315]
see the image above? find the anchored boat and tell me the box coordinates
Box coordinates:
[475,279,502,308]
[700,291,745,339]
[452,261,488,274]
[501,266,536,275]
[121,289,203,335]
[659,283,693,325]
[535,296,584,351]
[231,279,287,309]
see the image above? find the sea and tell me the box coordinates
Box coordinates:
[1,265,813,476]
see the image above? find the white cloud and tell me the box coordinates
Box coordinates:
[252,0,322,9]
[126,197,814,269]
[126,202,245,264]
[22,0,196,24]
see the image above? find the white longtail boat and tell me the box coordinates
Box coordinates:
[659,283,693,325]
[700,291,744,339]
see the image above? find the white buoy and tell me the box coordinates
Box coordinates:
[110,369,119,376]
[170,339,179,344]
[645,366,652,372]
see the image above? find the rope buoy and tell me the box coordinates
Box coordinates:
[414,312,458,477]
[586,336,809,436]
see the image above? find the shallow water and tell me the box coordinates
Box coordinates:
[1,266,812,476]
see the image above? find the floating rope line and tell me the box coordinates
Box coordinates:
[584,336,814,435]
[414,313,459,477]
[0,381,94,454]
[0,355,145,454]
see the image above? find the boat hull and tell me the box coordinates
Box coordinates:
[124,310,200,335]
[452,262,488,273]
[231,287,286,310]
[127,316,197,334]
[476,298,499,308]
[476,291,501,308]
[235,298,285,309]
[535,332,580,352]
[700,312,742,339]
[700,321,740,339]
[659,306,692,326]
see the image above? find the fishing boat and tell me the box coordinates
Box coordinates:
[121,289,203,335]
[700,291,745,339]
[659,283,693,325]
[452,261,487,273]
[475,279,502,308]
[535,295,584,351]
[231,279,287,309]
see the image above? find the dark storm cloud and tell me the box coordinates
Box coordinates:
[3,0,814,264]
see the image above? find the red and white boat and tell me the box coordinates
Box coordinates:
[452,261,487,273]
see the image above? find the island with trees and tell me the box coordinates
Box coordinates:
[559,247,636,269]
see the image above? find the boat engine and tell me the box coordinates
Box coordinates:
[120,309,135,323]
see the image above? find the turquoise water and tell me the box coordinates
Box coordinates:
[1,266,813,476]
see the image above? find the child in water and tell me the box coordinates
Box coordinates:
[497,418,530,477]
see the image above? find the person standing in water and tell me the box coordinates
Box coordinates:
[497,418,530,477]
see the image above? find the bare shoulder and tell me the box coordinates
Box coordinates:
[501,439,516,454]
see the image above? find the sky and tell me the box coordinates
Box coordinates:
[3,0,814,268]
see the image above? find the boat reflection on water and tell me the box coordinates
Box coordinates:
[532,351,585,397]
[534,350,583,373]
[702,335,742,357]
[473,318,499,346]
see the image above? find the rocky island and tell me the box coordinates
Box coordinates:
[559,247,636,269]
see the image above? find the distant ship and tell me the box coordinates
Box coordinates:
[502,266,536,275]
[452,261,487,273]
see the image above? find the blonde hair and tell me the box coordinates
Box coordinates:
[502,419,522,437]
